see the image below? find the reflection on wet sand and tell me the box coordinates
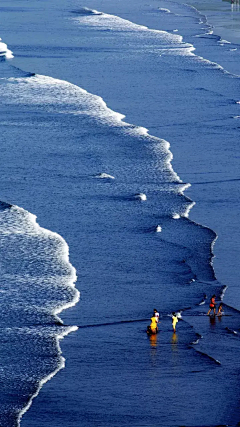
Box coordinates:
[149,333,158,348]
[171,332,178,348]
[209,315,216,327]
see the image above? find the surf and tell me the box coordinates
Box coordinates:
[0,201,79,425]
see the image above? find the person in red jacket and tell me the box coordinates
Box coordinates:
[207,294,216,316]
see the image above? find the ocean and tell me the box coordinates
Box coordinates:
[0,0,240,426]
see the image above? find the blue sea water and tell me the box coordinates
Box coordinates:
[0,0,240,426]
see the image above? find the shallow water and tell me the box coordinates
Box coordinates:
[0,0,240,425]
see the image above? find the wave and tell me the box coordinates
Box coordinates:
[69,4,240,77]
[0,203,79,322]
[1,73,183,187]
[0,202,79,425]
[70,7,196,57]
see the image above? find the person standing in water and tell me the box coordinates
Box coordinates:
[153,308,159,323]
[207,295,216,316]
[217,303,224,316]
[172,312,178,333]
[147,315,158,334]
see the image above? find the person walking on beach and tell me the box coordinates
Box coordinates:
[207,294,216,316]
[172,312,178,333]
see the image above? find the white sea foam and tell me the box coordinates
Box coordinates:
[218,39,231,44]
[71,7,232,75]
[0,203,80,424]
[72,10,150,32]
[158,8,171,13]
[151,141,181,182]
[220,285,227,301]
[172,213,180,219]
[73,7,235,60]
[80,7,102,15]
[73,6,240,70]
[0,204,80,314]
[0,37,14,59]
[95,172,115,179]
[191,338,200,345]
[182,201,196,218]
[179,183,191,194]
[70,7,195,57]
[135,193,147,201]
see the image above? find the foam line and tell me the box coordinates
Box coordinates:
[158,8,171,13]
[192,348,221,365]
[18,325,78,426]
[62,319,150,329]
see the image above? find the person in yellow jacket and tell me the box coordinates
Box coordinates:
[150,316,158,333]
[147,315,158,334]
[172,312,178,333]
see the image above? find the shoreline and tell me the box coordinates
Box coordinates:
[182,0,240,44]
[187,0,240,45]
[176,0,240,310]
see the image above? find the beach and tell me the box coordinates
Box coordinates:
[0,0,240,426]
